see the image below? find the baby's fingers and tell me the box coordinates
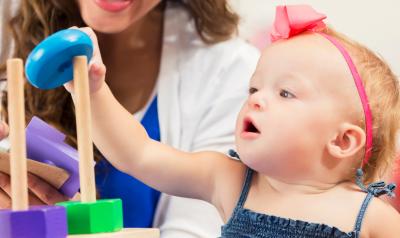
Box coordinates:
[88,62,106,93]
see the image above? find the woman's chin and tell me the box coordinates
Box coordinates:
[86,20,131,34]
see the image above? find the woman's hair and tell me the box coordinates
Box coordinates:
[323,28,400,183]
[0,0,239,160]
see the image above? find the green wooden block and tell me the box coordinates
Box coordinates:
[57,199,123,235]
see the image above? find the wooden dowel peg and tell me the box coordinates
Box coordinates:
[73,56,96,203]
[7,58,28,211]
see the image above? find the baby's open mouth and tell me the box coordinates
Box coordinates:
[243,118,260,134]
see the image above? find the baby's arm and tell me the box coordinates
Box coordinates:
[90,84,230,202]
[64,27,241,209]
[367,197,400,237]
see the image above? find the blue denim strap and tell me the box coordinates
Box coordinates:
[228,149,241,160]
[355,169,396,197]
[237,168,254,208]
[228,150,254,208]
[352,168,397,235]
[353,192,373,235]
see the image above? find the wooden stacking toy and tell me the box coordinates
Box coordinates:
[0,116,80,198]
[25,29,159,237]
[26,116,81,198]
[0,59,68,238]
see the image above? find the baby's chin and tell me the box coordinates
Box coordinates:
[239,151,307,179]
[239,152,277,174]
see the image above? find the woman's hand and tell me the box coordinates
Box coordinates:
[0,121,9,141]
[0,170,69,209]
[64,27,107,95]
[0,121,68,209]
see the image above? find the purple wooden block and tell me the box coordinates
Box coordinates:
[26,116,80,198]
[0,205,68,238]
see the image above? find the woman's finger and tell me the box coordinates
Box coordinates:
[0,121,9,140]
[0,172,11,209]
[0,171,11,196]
[0,189,11,209]
[27,173,68,205]
[28,190,46,206]
[0,172,50,207]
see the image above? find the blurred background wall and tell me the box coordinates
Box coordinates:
[230,0,400,76]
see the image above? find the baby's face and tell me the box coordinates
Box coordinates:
[235,33,363,179]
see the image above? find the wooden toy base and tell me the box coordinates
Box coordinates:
[67,228,159,238]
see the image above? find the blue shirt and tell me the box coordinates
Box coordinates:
[95,96,161,227]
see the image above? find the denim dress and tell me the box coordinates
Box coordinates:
[221,150,395,238]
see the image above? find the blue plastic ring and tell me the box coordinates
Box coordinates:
[25,29,93,90]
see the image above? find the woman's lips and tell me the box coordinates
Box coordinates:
[94,0,133,12]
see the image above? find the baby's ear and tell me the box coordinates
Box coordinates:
[326,123,366,159]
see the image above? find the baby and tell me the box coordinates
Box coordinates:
[67,5,400,237]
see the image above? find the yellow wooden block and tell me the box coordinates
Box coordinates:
[67,228,159,238]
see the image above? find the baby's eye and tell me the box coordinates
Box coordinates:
[279,89,295,98]
[249,87,258,95]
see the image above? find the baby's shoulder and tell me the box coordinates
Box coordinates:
[363,196,400,237]
[213,157,247,221]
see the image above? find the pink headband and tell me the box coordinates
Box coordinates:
[271,5,373,167]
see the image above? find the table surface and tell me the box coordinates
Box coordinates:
[68,228,160,238]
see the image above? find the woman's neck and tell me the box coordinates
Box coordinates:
[96,4,164,60]
[95,3,165,113]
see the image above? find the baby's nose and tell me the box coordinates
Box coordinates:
[248,93,265,111]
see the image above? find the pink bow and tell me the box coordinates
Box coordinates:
[271,5,327,42]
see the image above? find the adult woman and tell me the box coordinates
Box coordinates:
[0,0,259,236]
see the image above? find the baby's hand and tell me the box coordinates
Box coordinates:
[64,27,106,95]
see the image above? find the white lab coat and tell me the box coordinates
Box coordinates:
[0,0,17,67]
[153,2,259,237]
[0,1,260,237]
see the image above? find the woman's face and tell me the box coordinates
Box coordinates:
[77,0,162,33]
